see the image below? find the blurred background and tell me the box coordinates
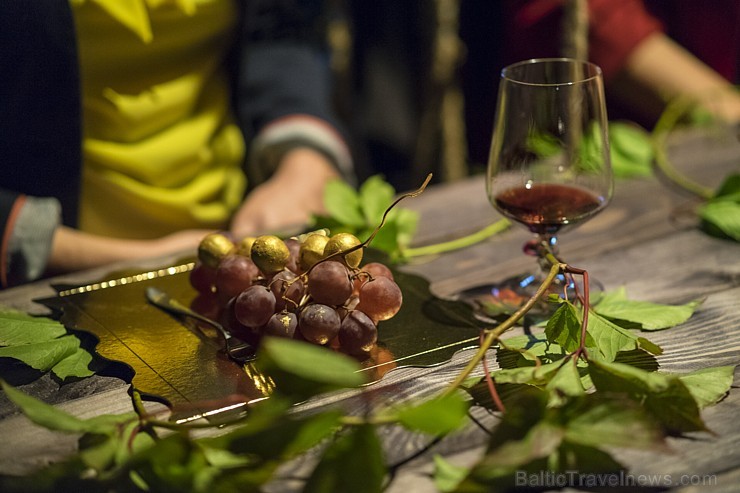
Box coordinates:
[316,0,738,191]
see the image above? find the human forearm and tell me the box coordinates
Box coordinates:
[615,33,740,124]
[47,227,212,276]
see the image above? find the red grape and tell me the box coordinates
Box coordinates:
[308,260,353,306]
[339,310,378,356]
[215,254,259,304]
[353,262,394,293]
[284,238,301,273]
[363,262,394,281]
[270,269,304,311]
[356,276,403,321]
[264,312,298,338]
[234,285,276,328]
[220,297,259,342]
[190,262,217,294]
[298,303,341,345]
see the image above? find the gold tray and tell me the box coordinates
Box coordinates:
[38,257,485,421]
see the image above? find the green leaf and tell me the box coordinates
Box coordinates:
[545,359,586,406]
[0,307,93,380]
[699,200,740,241]
[476,421,564,473]
[304,424,385,493]
[0,309,67,345]
[51,347,94,380]
[563,398,664,450]
[78,417,153,472]
[1,381,138,435]
[678,365,736,409]
[608,122,654,179]
[359,174,396,225]
[433,455,470,493]
[498,333,563,365]
[0,335,81,372]
[586,311,662,361]
[714,172,740,198]
[588,358,708,433]
[699,173,740,241]
[127,433,210,492]
[545,303,595,352]
[391,207,419,247]
[322,179,365,227]
[594,287,703,330]
[255,337,366,401]
[204,406,343,475]
[492,361,562,386]
[396,392,470,435]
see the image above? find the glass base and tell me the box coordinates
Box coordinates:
[455,272,603,325]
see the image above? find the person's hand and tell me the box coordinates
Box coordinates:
[230,147,340,240]
[46,226,213,275]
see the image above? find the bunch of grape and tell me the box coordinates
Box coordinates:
[189,230,402,358]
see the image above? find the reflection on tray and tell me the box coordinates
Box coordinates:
[37,258,486,421]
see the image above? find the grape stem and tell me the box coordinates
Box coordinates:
[304,173,435,276]
[402,219,511,259]
[440,240,593,404]
[441,259,565,398]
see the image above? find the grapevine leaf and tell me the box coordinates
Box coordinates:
[545,302,596,352]
[713,172,740,198]
[497,333,565,365]
[0,307,93,380]
[546,442,626,477]
[78,418,155,472]
[594,287,703,330]
[1,380,138,434]
[461,389,665,491]
[391,207,419,248]
[282,410,345,457]
[545,359,586,406]
[608,122,654,179]
[586,311,662,361]
[0,309,67,345]
[322,179,365,227]
[699,200,740,241]
[255,337,365,401]
[588,358,708,433]
[678,365,736,409]
[475,421,564,475]
[491,361,562,386]
[304,424,385,493]
[359,174,396,224]
[396,392,470,435]
[433,455,470,493]
[699,173,740,241]
[562,398,665,451]
[126,433,210,492]
[0,335,81,373]
[51,347,94,380]
[203,408,343,475]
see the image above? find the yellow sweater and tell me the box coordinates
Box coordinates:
[70,0,245,238]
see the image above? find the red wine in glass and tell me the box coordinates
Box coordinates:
[494,183,607,236]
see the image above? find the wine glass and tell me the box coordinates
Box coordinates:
[461,58,613,320]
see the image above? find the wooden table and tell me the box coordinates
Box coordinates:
[1,127,739,492]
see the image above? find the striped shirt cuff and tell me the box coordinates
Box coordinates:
[5,196,61,286]
[248,114,354,185]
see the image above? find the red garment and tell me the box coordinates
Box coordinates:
[502,0,739,82]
